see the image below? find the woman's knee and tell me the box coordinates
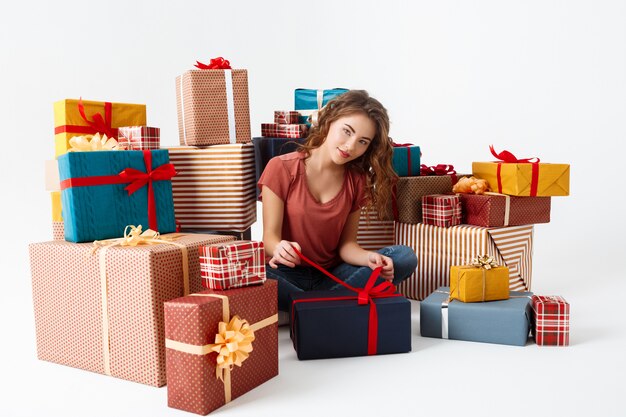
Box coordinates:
[379,245,417,274]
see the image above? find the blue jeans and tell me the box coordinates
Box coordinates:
[265,245,417,312]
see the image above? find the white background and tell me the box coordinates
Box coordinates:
[1,1,625,416]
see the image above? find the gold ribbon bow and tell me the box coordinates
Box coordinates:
[68,133,126,152]
[211,316,255,381]
[470,255,499,270]
[91,225,187,376]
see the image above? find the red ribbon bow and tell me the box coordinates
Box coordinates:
[489,145,541,196]
[194,57,232,70]
[59,150,177,231]
[54,98,118,138]
[420,164,457,177]
[289,247,401,355]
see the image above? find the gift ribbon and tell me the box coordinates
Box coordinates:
[289,247,400,355]
[489,145,540,197]
[392,143,416,176]
[92,225,189,376]
[484,192,511,226]
[420,164,458,184]
[165,293,278,404]
[451,256,499,302]
[59,150,176,231]
[182,59,237,144]
[54,98,118,138]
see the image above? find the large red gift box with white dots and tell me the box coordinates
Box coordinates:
[29,233,235,387]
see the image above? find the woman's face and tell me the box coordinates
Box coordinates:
[323,113,376,165]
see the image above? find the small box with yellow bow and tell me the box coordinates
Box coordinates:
[449,256,510,303]
[164,280,278,415]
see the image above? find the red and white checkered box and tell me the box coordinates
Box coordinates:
[422,194,462,227]
[532,295,570,346]
[261,123,308,139]
[117,126,160,150]
[274,111,300,124]
[199,240,266,290]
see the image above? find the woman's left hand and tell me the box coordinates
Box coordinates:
[367,252,394,281]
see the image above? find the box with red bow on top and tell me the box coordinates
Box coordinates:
[199,240,266,290]
[531,295,570,346]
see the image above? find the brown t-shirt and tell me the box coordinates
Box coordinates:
[258,152,368,269]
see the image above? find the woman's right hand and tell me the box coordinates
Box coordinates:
[269,240,302,268]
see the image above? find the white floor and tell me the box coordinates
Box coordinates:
[2,263,624,417]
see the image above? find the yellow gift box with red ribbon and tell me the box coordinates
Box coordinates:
[54,98,146,157]
[472,146,570,197]
[450,256,510,302]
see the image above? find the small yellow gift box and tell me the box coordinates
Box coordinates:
[53,98,146,157]
[449,256,510,302]
[472,146,569,197]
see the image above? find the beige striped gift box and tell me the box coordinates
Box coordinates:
[395,223,533,300]
[167,144,257,232]
[357,209,395,251]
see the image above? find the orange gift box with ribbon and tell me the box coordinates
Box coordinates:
[29,230,235,386]
[164,281,278,415]
[54,98,146,157]
[449,256,510,302]
[472,146,570,197]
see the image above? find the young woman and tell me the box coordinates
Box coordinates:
[258,90,417,312]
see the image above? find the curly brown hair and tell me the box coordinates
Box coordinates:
[298,90,397,220]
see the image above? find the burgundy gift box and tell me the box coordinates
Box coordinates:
[117,126,161,150]
[531,295,570,346]
[460,193,551,227]
[261,123,308,139]
[199,240,266,290]
[274,111,300,124]
[422,194,462,227]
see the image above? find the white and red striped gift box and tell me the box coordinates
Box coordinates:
[422,194,462,227]
[199,240,266,290]
[356,209,395,251]
[261,123,308,139]
[117,126,160,150]
[274,111,300,124]
[532,295,570,346]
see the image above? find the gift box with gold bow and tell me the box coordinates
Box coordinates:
[54,98,146,157]
[449,256,510,302]
[164,280,278,415]
[200,240,266,290]
[29,231,235,386]
[176,58,251,146]
[472,146,570,197]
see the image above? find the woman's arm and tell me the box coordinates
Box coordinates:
[261,185,301,268]
[337,210,394,280]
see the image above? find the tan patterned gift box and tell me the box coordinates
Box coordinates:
[176,62,251,146]
[165,281,278,415]
[395,223,533,300]
[29,232,235,386]
[389,175,461,223]
[168,144,257,232]
[356,209,394,251]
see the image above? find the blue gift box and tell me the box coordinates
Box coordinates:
[420,287,533,346]
[392,145,421,177]
[58,150,177,243]
[294,88,349,124]
[289,289,411,360]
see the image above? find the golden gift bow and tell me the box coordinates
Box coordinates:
[453,256,500,302]
[91,225,188,376]
[165,293,278,404]
[68,133,126,152]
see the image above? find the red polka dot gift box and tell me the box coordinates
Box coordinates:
[164,280,278,415]
[29,232,235,387]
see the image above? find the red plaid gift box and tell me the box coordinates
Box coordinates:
[200,240,266,290]
[532,295,570,346]
[422,194,462,227]
[261,123,308,139]
[274,111,300,124]
[117,126,161,150]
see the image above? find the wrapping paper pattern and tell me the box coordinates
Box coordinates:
[117,126,161,150]
[531,295,570,346]
[389,175,460,223]
[356,209,395,251]
[460,193,551,227]
[176,69,251,146]
[472,161,570,196]
[200,240,266,290]
[261,123,308,139]
[395,223,533,300]
[29,234,235,386]
[274,111,300,124]
[52,221,64,240]
[53,99,146,157]
[422,194,462,227]
[168,144,256,232]
[165,281,278,415]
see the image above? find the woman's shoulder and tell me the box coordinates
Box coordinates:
[267,151,305,176]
